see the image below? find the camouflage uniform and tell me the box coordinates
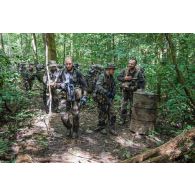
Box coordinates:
[117,66,145,123]
[94,64,117,135]
[35,64,45,84]
[57,66,87,138]
[23,65,36,91]
[43,61,60,113]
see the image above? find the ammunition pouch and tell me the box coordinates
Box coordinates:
[121,80,138,92]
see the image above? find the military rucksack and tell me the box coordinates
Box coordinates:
[85,64,104,94]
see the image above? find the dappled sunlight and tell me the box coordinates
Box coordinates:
[82,136,97,145]
[114,135,144,148]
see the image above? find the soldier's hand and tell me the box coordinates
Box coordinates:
[125,76,132,81]
[49,83,55,88]
[80,96,87,105]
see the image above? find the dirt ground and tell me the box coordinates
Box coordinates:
[13,103,162,163]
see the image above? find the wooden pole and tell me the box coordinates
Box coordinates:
[45,42,52,117]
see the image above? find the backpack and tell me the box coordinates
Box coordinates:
[85,64,104,94]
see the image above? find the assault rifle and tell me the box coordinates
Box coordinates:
[61,81,75,102]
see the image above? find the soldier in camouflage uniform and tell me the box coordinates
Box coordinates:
[43,60,60,113]
[24,63,36,91]
[94,64,118,136]
[56,57,87,139]
[35,64,45,84]
[117,58,145,125]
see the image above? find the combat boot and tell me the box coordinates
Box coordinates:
[66,128,73,138]
[119,118,126,125]
[72,132,79,139]
[109,125,118,136]
[100,128,108,135]
[72,128,79,139]
[94,126,104,132]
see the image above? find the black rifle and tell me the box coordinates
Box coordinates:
[62,81,75,102]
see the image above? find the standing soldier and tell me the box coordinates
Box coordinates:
[117,58,145,125]
[43,60,60,113]
[57,57,87,139]
[94,64,118,136]
[35,63,45,84]
[24,63,36,91]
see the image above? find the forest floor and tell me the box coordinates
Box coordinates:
[11,91,166,163]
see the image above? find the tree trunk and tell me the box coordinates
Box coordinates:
[20,34,24,59]
[165,33,195,109]
[0,33,5,52]
[112,33,116,63]
[63,34,66,64]
[31,33,38,64]
[122,128,195,163]
[45,33,57,61]
[70,33,74,57]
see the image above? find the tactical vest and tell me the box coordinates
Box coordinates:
[94,72,115,103]
[121,68,140,92]
[60,68,80,88]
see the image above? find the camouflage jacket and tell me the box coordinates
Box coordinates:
[24,69,36,81]
[117,67,145,90]
[57,67,87,91]
[95,72,116,96]
[43,69,60,85]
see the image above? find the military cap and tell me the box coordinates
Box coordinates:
[48,60,58,67]
[105,63,116,69]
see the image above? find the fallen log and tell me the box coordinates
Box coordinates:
[122,128,195,163]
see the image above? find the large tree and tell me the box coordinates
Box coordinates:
[43,33,57,62]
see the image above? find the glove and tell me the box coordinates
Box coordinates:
[80,96,87,105]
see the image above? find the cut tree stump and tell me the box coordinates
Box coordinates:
[122,128,195,163]
[130,91,158,134]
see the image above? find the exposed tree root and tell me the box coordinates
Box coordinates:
[122,128,195,163]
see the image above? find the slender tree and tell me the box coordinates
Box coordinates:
[31,33,38,64]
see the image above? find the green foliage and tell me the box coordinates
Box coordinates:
[0,138,9,157]
[0,33,194,133]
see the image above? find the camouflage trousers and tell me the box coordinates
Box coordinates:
[120,90,133,121]
[59,99,80,132]
[97,100,116,128]
[24,78,34,91]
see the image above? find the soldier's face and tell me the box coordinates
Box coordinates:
[109,68,115,76]
[65,60,73,71]
[29,65,33,71]
[128,60,136,70]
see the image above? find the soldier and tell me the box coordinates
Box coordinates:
[35,63,45,84]
[117,58,145,125]
[56,57,87,139]
[24,63,36,91]
[43,60,60,113]
[94,64,118,136]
